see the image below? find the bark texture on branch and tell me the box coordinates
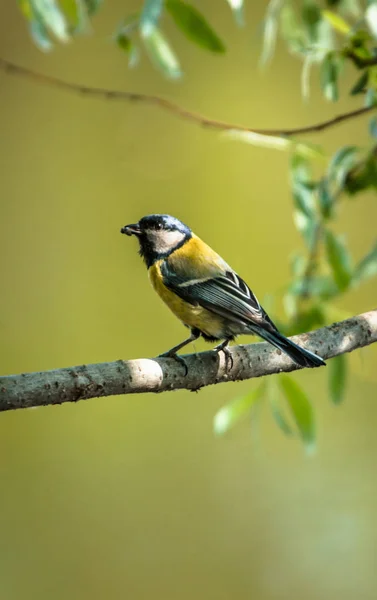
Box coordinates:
[0,310,376,412]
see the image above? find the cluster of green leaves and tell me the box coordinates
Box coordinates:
[214,0,377,450]
[18,0,102,50]
[216,132,377,451]
[261,0,377,104]
[17,0,243,78]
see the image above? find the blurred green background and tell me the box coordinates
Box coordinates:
[1,2,377,599]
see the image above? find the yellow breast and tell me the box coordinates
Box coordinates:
[148,261,225,339]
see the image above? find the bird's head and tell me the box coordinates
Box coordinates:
[121,214,192,266]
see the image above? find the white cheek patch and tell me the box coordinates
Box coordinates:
[147,230,185,254]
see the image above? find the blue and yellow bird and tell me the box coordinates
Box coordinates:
[121,214,325,370]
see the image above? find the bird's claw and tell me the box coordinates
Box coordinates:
[158,351,188,376]
[214,344,234,371]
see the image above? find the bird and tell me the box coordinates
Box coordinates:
[121,214,325,372]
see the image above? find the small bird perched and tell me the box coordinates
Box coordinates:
[121,214,325,371]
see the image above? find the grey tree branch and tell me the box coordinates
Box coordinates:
[1,309,376,412]
[0,57,373,137]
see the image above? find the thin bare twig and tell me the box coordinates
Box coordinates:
[0,309,376,412]
[0,57,374,137]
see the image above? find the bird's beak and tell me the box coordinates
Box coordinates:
[121,223,141,237]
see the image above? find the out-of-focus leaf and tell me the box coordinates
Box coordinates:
[350,71,369,95]
[291,152,312,181]
[214,383,266,436]
[117,35,140,67]
[283,291,298,320]
[31,0,69,41]
[114,13,140,66]
[290,252,306,277]
[270,396,294,436]
[369,116,377,138]
[30,16,53,49]
[289,275,339,300]
[317,178,333,219]
[18,0,33,19]
[280,4,306,54]
[60,0,89,33]
[320,51,341,101]
[344,152,377,194]
[287,305,326,336]
[352,241,377,284]
[225,0,244,26]
[140,0,163,38]
[84,0,102,16]
[322,9,351,34]
[143,27,182,78]
[325,230,353,291]
[302,0,322,42]
[338,0,361,18]
[366,2,377,38]
[279,375,316,453]
[365,87,377,107]
[293,211,317,247]
[292,180,317,218]
[301,55,314,99]
[327,145,359,187]
[225,130,292,151]
[329,354,347,404]
[260,0,282,66]
[166,0,225,53]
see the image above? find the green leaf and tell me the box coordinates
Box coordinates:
[352,241,377,284]
[260,0,281,66]
[140,0,163,38]
[59,0,89,33]
[369,116,377,138]
[317,178,333,219]
[166,0,225,53]
[289,275,339,300]
[329,354,347,404]
[327,145,359,187]
[31,0,69,42]
[84,0,102,16]
[322,9,351,34]
[325,230,353,291]
[214,383,266,436]
[143,27,182,78]
[117,36,140,67]
[29,16,53,49]
[302,0,322,43]
[279,375,316,452]
[366,2,377,38]
[280,4,306,55]
[365,87,377,108]
[320,51,341,101]
[293,180,317,220]
[225,0,244,26]
[270,396,294,437]
[114,13,140,66]
[350,71,369,95]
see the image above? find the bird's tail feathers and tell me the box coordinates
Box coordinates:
[249,326,325,368]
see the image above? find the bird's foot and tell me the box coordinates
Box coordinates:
[214,342,234,371]
[158,351,188,376]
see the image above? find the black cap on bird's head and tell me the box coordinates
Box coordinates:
[121,214,192,267]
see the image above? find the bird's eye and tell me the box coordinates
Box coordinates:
[155,222,162,230]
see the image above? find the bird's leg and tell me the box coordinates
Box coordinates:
[159,330,200,376]
[214,339,233,370]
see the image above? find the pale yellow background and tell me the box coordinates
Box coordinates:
[1,2,377,599]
